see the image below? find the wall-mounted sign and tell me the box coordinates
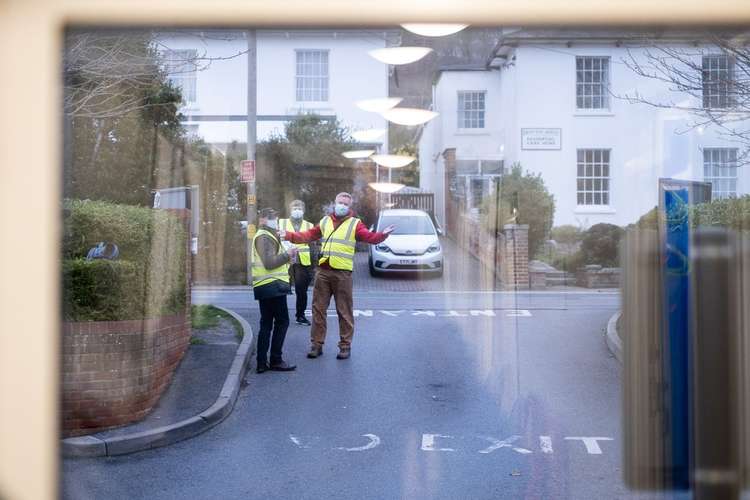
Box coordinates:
[246,194,256,206]
[521,128,562,150]
[240,159,256,182]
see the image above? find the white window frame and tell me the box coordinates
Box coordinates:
[457,91,486,129]
[163,49,198,105]
[576,56,610,111]
[703,147,738,198]
[702,54,736,110]
[295,49,329,102]
[576,148,611,206]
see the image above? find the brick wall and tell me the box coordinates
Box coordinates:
[62,208,192,437]
[61,313,191,437]
[453,214,530,289]
[503,224,530,288]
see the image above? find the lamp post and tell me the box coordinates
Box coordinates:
[245,29,257,285]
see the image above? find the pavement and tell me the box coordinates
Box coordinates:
[62,307,254,458]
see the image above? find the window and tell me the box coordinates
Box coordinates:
[702,55,735,109]
[576,57,610,110]
[163,49,197,104]
[577,149,611,205]
[703,148,738,198]
[296,50,329,102]
[457,91,485,128]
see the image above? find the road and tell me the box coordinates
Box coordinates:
[62,241,655,499]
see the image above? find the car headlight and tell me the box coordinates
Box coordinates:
[426,244,441,253]
[375,243,391,253]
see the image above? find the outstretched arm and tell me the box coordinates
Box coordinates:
[284,224,322,244]
[354,221,394,245]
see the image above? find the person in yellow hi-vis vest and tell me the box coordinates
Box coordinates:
[252,208,298,373]
[282,192,395,360]
[279,200,315,326]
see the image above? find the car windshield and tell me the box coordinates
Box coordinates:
[378,215,435,235]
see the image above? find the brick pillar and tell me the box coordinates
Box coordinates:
[504,224,529,288]
[442,148,456,236]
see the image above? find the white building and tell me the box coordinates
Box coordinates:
[158,30,395,150]
[419,29,749,228]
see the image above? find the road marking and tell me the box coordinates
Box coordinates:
[506,309,532,317]
[540,435,554,454]
[289,434,310,449]
[303,309,532,318]
[478,435,532,455]
[336,433,381,452]
[564,437,613,455]
[381,310,406,317]
[421,434,456,452]
[412,310,436,316]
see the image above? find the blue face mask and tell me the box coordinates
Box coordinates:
[334,203,349,217]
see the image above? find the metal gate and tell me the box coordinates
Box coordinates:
[391,193,434,217]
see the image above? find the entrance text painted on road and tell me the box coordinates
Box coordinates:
[304,309,532,318]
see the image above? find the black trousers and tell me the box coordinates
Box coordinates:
[291,263,313,319]
[257,295,290,365]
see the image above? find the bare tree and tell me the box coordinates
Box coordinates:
[618,31,750,162]
[64,30,249,119]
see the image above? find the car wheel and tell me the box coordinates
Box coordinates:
[369,258,379,277]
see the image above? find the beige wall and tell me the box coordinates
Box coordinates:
[2,2,750,499]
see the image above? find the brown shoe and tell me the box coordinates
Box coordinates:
[307,345,323,358]
[336,348,350,360]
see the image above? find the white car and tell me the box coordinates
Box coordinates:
[368,209,444,277]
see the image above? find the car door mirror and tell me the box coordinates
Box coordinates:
[436,227,444,236]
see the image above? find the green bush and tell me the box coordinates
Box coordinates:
[550,225,583,244]
[481,164,555,259]
[551,251,585,273]
[691,195,750,229]
[635,196,750,231]
[62,199,187,321]
[580,223,624,267]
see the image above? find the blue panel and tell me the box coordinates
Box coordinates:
[662,188,691,489]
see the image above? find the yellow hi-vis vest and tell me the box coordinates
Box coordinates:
[280,218,313,266]
[319,215,358,271]
[251,228,290,288]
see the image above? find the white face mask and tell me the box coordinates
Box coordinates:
[334,203,349,217]
[291,208,304,220]
[265,219,278,230]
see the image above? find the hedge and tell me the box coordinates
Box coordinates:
[62,199,187,321]
[636,195,750,230]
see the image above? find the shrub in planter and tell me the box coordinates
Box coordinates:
[62,199,187,321]
[580,223,624,267]
[480,163,555,258]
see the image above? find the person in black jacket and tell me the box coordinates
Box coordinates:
[252,208,298,373]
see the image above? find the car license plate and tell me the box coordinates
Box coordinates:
[399,259,417,265]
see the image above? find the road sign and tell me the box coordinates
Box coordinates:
[246,194,256,206]
[241,160,256,183]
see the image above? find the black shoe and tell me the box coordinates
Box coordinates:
[296,317,311,326]
[269,360,297,371]
[256,362,269,374]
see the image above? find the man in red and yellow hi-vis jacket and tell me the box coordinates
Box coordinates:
[282,192,395,360]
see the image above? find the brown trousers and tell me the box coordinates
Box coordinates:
[310,267,354,349]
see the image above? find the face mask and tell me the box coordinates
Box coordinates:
[266,219,278,230]
[334,203,349,217]
[291,209,303,220]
